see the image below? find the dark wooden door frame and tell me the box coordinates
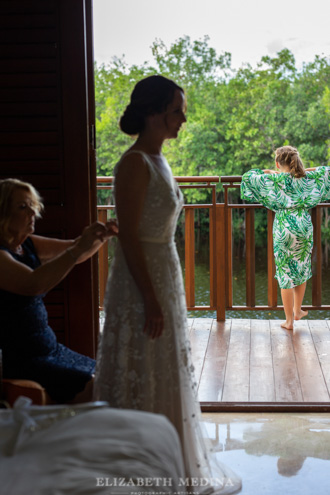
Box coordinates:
[0,0,99,358]
[59,0,99,357]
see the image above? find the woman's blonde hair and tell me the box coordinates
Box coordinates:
[275,146,306,178]
[0,178,44,243]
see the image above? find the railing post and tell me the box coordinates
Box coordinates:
[209,185,217,309]
[97,208,108,308]
[227,207,233,308]
[267,210,277,307]
[216,204,226,320]
[245,208,255,307]
[224,187,233,308]
[185,207,195,307]
[312,206,322,306]
[209,206,215,308]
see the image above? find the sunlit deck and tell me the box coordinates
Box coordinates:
[97,176,330,412]
[189,318,330,410]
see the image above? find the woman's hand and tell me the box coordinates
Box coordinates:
[32,219,118,264]
[106,219,119,237]
[70,220,118,262]
[143,295,164,339]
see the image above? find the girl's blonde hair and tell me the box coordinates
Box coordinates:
[275,146,306,178]
[0,178,44,244]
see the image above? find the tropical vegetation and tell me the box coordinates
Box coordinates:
[94,36,330,251]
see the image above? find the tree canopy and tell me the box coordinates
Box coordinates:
[94,36,330,202]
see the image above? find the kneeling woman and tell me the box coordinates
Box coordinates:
[0,179,117,403]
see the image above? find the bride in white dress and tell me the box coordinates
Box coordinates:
[94,75,241,494]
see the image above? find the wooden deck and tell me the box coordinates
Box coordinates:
[189,318,330,410]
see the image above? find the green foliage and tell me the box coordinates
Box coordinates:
[94,59,157,177]
[94,36,330,215]
[322,86,330,161]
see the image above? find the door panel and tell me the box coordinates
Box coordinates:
[0,0,98,357]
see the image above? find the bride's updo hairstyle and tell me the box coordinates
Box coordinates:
[120,75,184,136]
[275,146,306,179]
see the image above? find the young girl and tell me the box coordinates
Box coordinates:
[241,146,330,330]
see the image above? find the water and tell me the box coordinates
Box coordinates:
[179,246,330,320]
[105,238,330,320]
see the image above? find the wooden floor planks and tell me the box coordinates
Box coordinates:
[188,318,330,403]
[250,319,275,402]
[198,320,231,402]
[222,319,251,402]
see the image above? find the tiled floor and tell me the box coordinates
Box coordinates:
[202,412,330,494]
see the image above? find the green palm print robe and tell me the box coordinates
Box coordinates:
[240,167,330,289]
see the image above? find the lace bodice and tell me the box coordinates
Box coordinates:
[114,151,183,242]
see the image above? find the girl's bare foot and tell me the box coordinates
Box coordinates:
[294,309,308,321]
[281,321,294,330]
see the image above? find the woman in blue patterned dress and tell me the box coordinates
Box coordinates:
[0,178,117,402]
[241,146,330,330]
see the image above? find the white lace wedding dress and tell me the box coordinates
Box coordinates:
[94,151,241,494]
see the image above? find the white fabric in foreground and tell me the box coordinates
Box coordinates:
[0,397,186,494]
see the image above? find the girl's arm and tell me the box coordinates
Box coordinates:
[0,222,115,296]
[115,153,163,339]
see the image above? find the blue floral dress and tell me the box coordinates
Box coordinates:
[241,167,330,289]
[0,237,95,402]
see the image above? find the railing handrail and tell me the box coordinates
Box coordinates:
[97,175,219,184]
[221,176,243,183]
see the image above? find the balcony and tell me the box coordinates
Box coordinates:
[96,176,330,409]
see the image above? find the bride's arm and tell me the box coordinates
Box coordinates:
[115,153,164,339]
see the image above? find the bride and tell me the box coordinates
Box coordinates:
[94,75,241,494]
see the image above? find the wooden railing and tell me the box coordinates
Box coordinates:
[97,175,330,320]
[96,176,220,314]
